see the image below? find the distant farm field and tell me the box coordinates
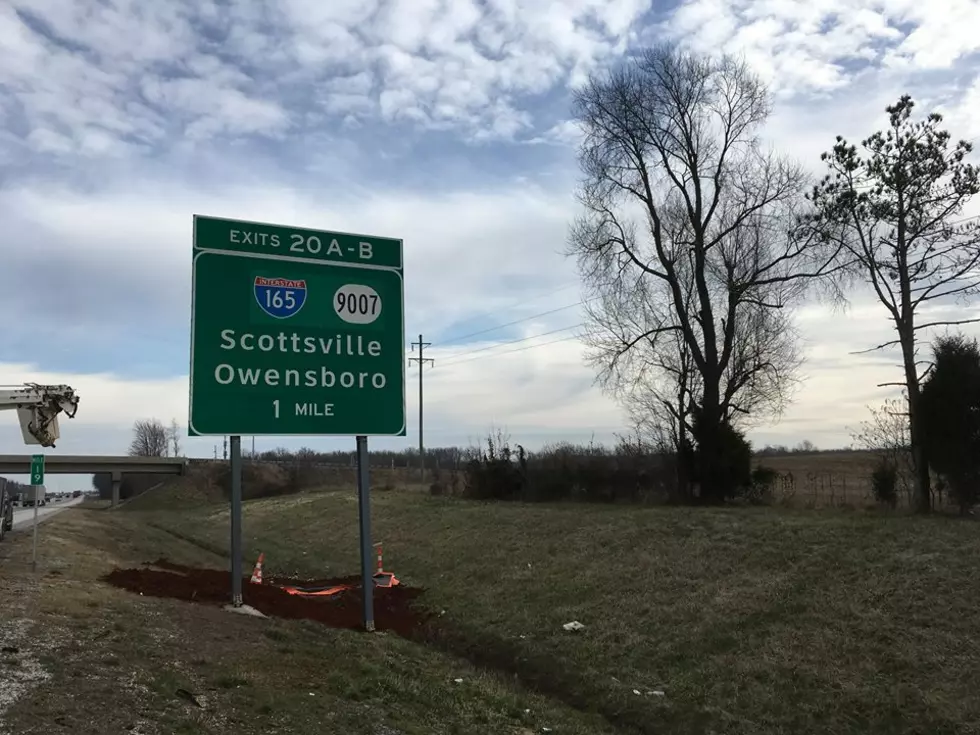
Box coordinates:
[753,451,936,509]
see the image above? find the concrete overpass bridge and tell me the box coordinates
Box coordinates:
[0,455,187,506]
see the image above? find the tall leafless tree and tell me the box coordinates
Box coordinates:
[568,44,839,503]
[807,95,980,513]
[582,263,703,500]
[128,418,168,457]
[166,418,181,457]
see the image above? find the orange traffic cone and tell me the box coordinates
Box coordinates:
[250,552,264,584]
[373,543,399,588]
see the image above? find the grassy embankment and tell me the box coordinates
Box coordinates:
[0,501,614,735]
[108,480,980,735]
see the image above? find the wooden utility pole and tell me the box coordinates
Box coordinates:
[408,334,433,484]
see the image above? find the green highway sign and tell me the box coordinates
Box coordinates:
[189,215,406,437]
[30,454,44,485]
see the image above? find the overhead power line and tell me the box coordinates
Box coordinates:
[433,298,593,348]
[439,324,582,365]
[438,334,583,368]
[432,281,581,346]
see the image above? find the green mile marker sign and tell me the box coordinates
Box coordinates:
[188,215,406,437]
[30,454,44,485]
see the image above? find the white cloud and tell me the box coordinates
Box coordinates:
[4,0,978,154]
[525,119,585,147]
[3,0,980,491]
[0,0,655,151]
[0,178,584,342]
[940,76,980,142]
[663,0,980,97]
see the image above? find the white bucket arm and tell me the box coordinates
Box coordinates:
[0,383,80,448]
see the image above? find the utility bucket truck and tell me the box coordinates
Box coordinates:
[0,383,80,447]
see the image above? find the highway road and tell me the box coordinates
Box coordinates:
[11,497,84,531]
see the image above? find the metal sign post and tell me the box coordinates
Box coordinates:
[230,436,243,606]
[356,435,374,631]
[30,453,43,573]
[30,490,39,573]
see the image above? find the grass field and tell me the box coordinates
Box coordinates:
[103,486,980,734]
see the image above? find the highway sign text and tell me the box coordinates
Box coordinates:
[194,215,402,269]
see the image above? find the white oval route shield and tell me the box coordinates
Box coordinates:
[334,284,382,325]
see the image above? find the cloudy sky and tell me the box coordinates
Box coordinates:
[2,0,979,490]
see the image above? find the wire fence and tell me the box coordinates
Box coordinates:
[765,469,952,510]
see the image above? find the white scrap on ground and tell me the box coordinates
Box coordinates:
[223,603,266,618]
[562,620,586,632]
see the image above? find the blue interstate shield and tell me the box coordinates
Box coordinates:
[254,276,308,319]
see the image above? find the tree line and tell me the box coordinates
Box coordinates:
[124,417,467,468]
[569,43,980,512]
[125,414,836,469]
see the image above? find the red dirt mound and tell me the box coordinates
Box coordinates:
[103,559,428,636]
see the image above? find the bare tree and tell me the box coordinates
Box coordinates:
[850,396,915,504]
[807,95,980,513]
[166,418,181,458]
[128,418,168,457]
[583,270,701,499]
[568,44,838,503]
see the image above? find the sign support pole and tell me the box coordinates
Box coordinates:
[356,435,375,632]
[30,484,39,573]
[230,435,243,607]
[29,453,44,574]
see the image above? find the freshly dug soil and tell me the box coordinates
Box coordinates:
[103,558,428,636]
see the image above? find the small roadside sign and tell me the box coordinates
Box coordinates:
[30,454,44,485]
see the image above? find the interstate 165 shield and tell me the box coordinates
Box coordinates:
[254,276,308,319]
